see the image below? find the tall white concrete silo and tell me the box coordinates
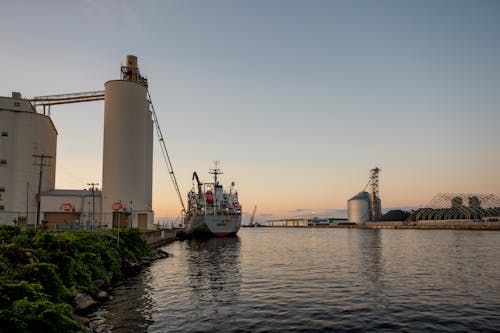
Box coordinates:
[102,55,153,229]
[0,93,57,226]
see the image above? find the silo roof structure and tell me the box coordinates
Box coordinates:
[408,193,500,221]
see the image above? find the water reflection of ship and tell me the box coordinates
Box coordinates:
[186,237,242,303]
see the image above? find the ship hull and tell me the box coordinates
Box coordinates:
[185,214,241,237]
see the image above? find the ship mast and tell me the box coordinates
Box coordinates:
[209,161,223,185]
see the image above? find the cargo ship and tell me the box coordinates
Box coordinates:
[184,163,242,237]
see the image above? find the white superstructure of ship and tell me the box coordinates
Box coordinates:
[184,163,242,236]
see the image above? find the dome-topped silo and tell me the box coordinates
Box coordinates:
[348,191,371,224]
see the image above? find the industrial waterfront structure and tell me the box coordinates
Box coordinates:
[102,55,154,229]
[40,189,102,229]
[408,193,500,222]
[0,56,157,230]
[0,93,58,226]
[347,191,371,223]
[347,167,382,224]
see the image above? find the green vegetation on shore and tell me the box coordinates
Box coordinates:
[0,226,153,333]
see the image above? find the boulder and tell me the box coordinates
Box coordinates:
[154,249,170,259]
[74,315,90,326]
[93,279,106,289]
[96,290,110,302]
[74,293,98,313]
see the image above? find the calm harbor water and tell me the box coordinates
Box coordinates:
[90,228,500,332]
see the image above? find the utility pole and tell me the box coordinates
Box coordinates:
[87,182,99,230]
[33,154,53,229]
[26,182,29,225]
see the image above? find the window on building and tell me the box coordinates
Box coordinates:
[0,187,5,192]
[0,160,6,165]
[0,205,4,211]
[1,132,7,137]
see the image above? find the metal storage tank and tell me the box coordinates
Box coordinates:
[0,93,57,226]
[102,56,153,229]
[348,191,371,224]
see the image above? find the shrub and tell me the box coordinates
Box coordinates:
[0,227,153,332]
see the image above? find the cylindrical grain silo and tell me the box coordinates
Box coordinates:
[348,191,371,224]
[102,56,153,229]
[0,94,57,226]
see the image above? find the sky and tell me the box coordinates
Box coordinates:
[1,0,499,222]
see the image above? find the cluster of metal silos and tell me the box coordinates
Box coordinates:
[347,168,382,224]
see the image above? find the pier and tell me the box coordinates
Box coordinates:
[141,229,178,247]
[263,220,500,230]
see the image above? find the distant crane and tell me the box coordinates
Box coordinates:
[248,205,257,227]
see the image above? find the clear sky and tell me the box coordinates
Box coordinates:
[1,0,499,221]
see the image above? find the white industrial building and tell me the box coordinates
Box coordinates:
[40,189,102,229]
[0,56,155,230]
[0,93,57,226]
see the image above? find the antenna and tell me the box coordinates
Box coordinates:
[209,161,223,185]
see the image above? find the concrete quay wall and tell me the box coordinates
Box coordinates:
[331,220,500,230]
[141,230,177,247]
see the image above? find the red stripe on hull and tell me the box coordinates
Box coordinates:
[213,231,237,237]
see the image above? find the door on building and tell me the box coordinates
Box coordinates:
[138,213,148,230]
[112,212,129,229]
[44,212,80,230]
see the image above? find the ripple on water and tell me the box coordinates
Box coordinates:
[91,229,500,332]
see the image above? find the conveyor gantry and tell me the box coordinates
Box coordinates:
[30,91,104,114]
